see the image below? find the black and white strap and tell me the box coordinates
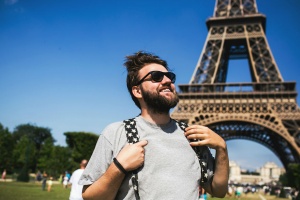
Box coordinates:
[176,121,209,185]
[123,119,141,200]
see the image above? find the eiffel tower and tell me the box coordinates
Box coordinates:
[171,0,300,169]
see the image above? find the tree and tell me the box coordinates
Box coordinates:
[12,124,55,173]
[17,165,30,182]
[50,145,73,178]
[64,132,98,164]
[37,138,54,173]
[13,124,55,150]
[0,123,14,173]
[279,163,300,189]
[12,135,36,182]
[37,138,72,179]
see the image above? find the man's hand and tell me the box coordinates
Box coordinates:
[184,125,226,150]
[116,140,148,172]
[185,125,229,198]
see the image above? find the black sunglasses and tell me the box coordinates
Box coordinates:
[136,71,176,85]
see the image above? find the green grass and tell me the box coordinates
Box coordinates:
[0,181,70,200]
[0,181,290,200]
[209,192,289,200]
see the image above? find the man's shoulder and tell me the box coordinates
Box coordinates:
[100,117,143,143]
[99,120,132,143]
[101,117,142,135]
[101,121,125,135]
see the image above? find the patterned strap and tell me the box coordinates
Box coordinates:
[176,120,209,185]
[123,119,140,200]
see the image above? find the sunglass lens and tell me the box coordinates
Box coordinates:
[150,71,176,83]
[164,72,175,83]
[167,72,176,83]
[151,71,164,82]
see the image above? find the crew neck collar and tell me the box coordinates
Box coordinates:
[136,115,174,129]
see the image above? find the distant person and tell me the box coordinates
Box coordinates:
[69,159,88,200]
[199,186,207,200]
[227,185,233,197]
[291,188,299,200]
[235,186,243,199]
[47,176,53,192]
[36,170,42,182]
[63,174,69,189]
[264,186,270,195]
[42,172,48,191]
[1,169,6,181]
[58,173,63,184]
[66,171,71,181]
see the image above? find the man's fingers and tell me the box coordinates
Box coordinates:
[136,140,148,147]
[185,125,205,131]
[187,134,205,141]
[190,139,206,147]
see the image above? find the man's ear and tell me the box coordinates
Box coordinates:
[132,86,142,99]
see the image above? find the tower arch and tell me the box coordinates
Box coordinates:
[194,119,299,169]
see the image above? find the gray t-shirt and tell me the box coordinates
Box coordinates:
[79,116,214,200]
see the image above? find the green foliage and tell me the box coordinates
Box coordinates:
[37,138,54,173]
[37,140,73,178]
[0,122,100,182]
[279,163,300,189]
[17,165,30,182]
[12,135,36,172]
[0,123,14,172]
[64,132,99,164]
[12,124,55,173]
[50,145,73,177]
[13,124,55,150]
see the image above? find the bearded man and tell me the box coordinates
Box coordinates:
[79,51,229,200]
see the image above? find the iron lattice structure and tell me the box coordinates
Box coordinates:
[171,0,300,169]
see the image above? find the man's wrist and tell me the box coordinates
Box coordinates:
[113,158,128,175]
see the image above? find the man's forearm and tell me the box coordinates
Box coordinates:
[82,163,125,200]
[211,146,229,198]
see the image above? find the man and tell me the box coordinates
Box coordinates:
[69,159,88,200]
[79,51,229,199]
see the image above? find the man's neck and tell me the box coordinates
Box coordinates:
[140,109,171,125]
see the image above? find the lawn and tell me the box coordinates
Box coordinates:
[0,181,70,200]
[0,181,290,200]
[210,193,289,200]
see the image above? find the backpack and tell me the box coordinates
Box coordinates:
[123,118,214,200]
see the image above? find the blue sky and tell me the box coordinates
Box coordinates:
[1,0,300,171]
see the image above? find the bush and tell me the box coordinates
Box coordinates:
[17,166,29,182]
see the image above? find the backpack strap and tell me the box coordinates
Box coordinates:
[124,118,140,144]
[123,118,140,200]
[175,120,210,185]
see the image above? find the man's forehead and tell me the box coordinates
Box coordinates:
[139,63,167,74]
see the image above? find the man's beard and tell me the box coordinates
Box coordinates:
[141,86,179,114]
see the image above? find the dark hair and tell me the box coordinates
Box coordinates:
[123,51,169,109]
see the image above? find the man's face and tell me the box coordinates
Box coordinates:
[137,63,179,114]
